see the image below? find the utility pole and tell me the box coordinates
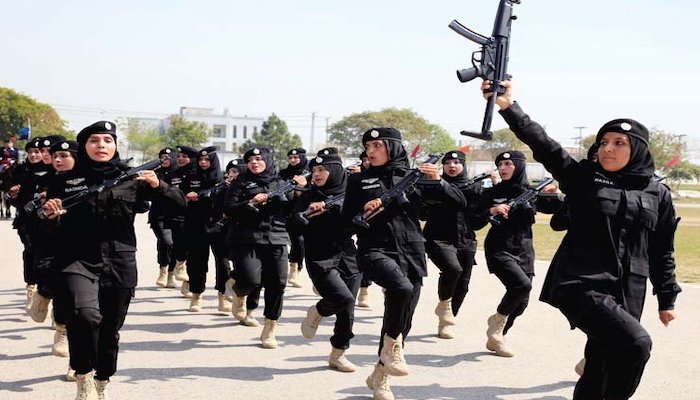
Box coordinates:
[310,112,316,152]
[573,126,587,160]
[325,117,330,146]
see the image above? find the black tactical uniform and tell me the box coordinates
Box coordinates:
[419,151,484,317]
[148,147,178,273]
[499,103,681,399]
[223,147,291,321]
[278,147,309,275]
[45,121,185,381]
[290,152,360,350]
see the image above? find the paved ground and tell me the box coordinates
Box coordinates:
[1,215,698,400]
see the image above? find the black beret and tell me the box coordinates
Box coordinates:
[158,147,174,156]
[362,127,402,145]
[243,147,272,163]
[317,147,339,156]
[198,146,218,157]
[309,153,343,168]
[39,135,67,148]
[49,140,78,154]
[596,118,649,146]
[77,121,116,144]
[176,145,199,158]
[442,150,466,164]
[287,147,307,156]
[226,158,245,172]
[495,150,526,165]
[25,137,43,151]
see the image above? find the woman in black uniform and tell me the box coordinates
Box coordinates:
[41,121,185,400]
[291,150,361,372]
[483,80,681,400]
[224,147,303,348]
[150,147,178,288]
[419,150,485,339]
[343,128,429,400]
[472,150,559,357]
[181,146,222,312]
[279,147,309,288]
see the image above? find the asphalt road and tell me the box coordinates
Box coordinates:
[1,215,698,400]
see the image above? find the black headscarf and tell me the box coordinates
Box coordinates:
[176,146,198,176]
[361,127,409,177]
[197,146,222,185]
[441,150,469,185]
[76,125,122,180]
[492,150,529,199]
[282,147,309,176]
[158,147,177,174]
[309,154,346,197]
[594,118,655,189]
[240,147,278,186]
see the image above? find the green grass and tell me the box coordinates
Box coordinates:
[474,209,700,283]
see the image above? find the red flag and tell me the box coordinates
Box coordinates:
[409,143,421,159]
[458,144,472,154]
[663,155,681,168]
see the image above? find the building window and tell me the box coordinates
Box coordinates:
[233,125,237,139]
[243,126,247,139]
[253,126,258,134]
[212,141,226,150]
[212,125,226,138]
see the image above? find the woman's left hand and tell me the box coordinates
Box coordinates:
[419,163,441,180]
[293,175,308,188]
[659,310,676,327]
[136,170,160,188]
[185,191,199,202]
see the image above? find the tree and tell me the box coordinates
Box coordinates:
[666,161,698,193]
[0,87,71,142]
[328,108,455,157]
[477,128,527,159]
[242,113,302,168]
[118,118,165,163]
[581,134,597,159]
[163,115,209,148]
[649,128,686,170]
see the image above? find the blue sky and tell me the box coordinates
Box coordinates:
[2,0,698,157]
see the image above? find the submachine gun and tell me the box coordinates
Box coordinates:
[489,176,553,226]
[246,171,311,213]
[196,180,227,199]
[449,0,520,141]
[294,194,345,225]
[37,159,161,219]
[352,153,442,229]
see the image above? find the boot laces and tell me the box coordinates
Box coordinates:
[391,342,404,363]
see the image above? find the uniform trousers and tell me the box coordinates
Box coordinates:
[288,233,305,268]
[488,252,533,334]
[60,272,132,380]
[310,266,361,349]
[17,226,36,285]
[150,220,175,271]
[209,231,231,294]
[170,220,188,263]
[358,250,422,355]
[426,240,476,315]
[185,227,210,294]
[232,244,288,320]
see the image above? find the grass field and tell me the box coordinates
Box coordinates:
[474,204,700,283]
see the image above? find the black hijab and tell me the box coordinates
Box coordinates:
[594,119,655,189]
[240,147,278,186]
[283,147,309,176]
[440,150,469,186]
[492,150,529,199]
[309,154,346,197]
[197,146,223,185]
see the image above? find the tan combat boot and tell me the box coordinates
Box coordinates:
[224,277,236,302]
[366,361,394,400]
[260,319,278,349]
[95,378,109,400]
[53,324,69,357]
[575,357,586,376]
[180,281,192,298]
[486,313,514,357]
[231,292,247,321]
[74,370,98,400]
[357,287,370,308]
[329,347,356,372]
[241,310,260,327]
[156,266,168,287]
[217,292,232,313]
[25,284,36,313]
[173,260,189,281]
[189,293,202,312]
[287,262,302,287]
[165,272,177,288]
[379,333,409,376]
[66,366,76,382]
[436,299,456,339]
[30,291,51,323]
[301,305,323,339]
